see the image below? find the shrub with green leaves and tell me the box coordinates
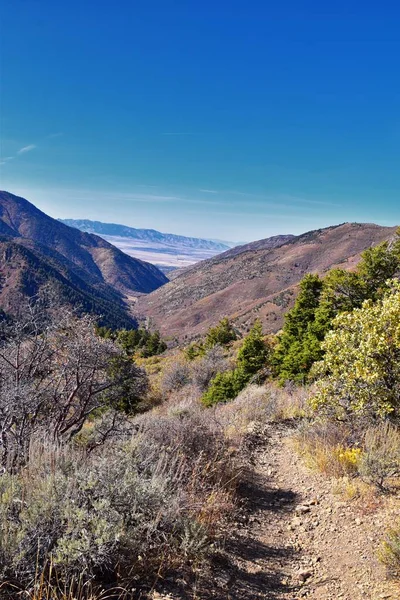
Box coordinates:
[312,281,400,420]
[205,317,237,349]
[201,369,248,407]
[201,321,270,406]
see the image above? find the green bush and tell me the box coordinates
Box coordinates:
[201,369,247,407]
[205,317,237,348]
[273,234,400,384]
[312,281,400,420]
[237,320,270,376]
[201,321,271,407]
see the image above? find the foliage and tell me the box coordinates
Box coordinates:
[333,446,362,475]
[0,406,244,594]
[274,234,400,384]
[201,321,270,406]
[97,326,167,358]
[237,320,271,377]
[201,369,247,407]
[293,420,360,477]
[205,317,237,349]
[311,281,400,420]
[185,341,206,360]
[185,319,236,361]
[273,274,324,384]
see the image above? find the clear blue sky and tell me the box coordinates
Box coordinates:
[1,0,400,241]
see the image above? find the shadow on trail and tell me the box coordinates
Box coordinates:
[170,472,302,599]
[238,476,298,514]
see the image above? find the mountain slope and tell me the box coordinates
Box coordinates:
[0,191,169,328]
[138,223,397,340]
[216,234,296,259]
[0,237,136,329]
[0,191,168,295]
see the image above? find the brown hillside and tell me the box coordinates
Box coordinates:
[138,222,397,340]
[0,191,168,295]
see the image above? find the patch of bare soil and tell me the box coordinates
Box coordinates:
[154,423,400,599]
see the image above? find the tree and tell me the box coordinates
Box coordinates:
[273,274,324,383]
[185,341,205,360]
[205,318,237,349]
[237,320,270,377]
[311,280,400,421]
[273,236,400,384]
[201,320,270,406]
[115,327,167,358]
[0,297,148,469]
[201,369,247,407]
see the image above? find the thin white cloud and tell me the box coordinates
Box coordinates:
[17,144,37,154]
[225,190,340,208]
[200,189,219,194]
[47,132,63,139]
[0,156,15,166]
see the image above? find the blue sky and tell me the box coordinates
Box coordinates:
[1,0,400,242]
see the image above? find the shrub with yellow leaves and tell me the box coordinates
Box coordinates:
[311,280,400,420]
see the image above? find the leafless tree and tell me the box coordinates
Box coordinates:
[0,293,148,470]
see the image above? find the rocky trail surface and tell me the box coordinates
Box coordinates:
[155,424,400,600]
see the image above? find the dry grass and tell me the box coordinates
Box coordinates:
[379,522,400,576]
[0,397,251,599]
[358,422,400,491]
[293,420,361,478]
[213,383,310,441]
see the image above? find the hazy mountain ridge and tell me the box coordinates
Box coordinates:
[138,222,397,340]
[59,218,232,270]
[60,219,230,251]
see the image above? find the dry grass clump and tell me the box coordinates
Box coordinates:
[293,420,360,478]
[0,408,244,599]
[159,345,230,398]
[379,522,400,576]
[294,419,400,493]
[213,383,310,440]
[358,422,400,491]
[160,359,191,394]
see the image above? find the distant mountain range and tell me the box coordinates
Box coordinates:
[0,191,168,329]
[59,219,230,250]
[138,222,398,340]
[59,219,232,271]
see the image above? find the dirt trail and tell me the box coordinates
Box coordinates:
[158,423,400,599]
[220,424,400,599]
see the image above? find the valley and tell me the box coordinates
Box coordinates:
[60,218,232,271]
